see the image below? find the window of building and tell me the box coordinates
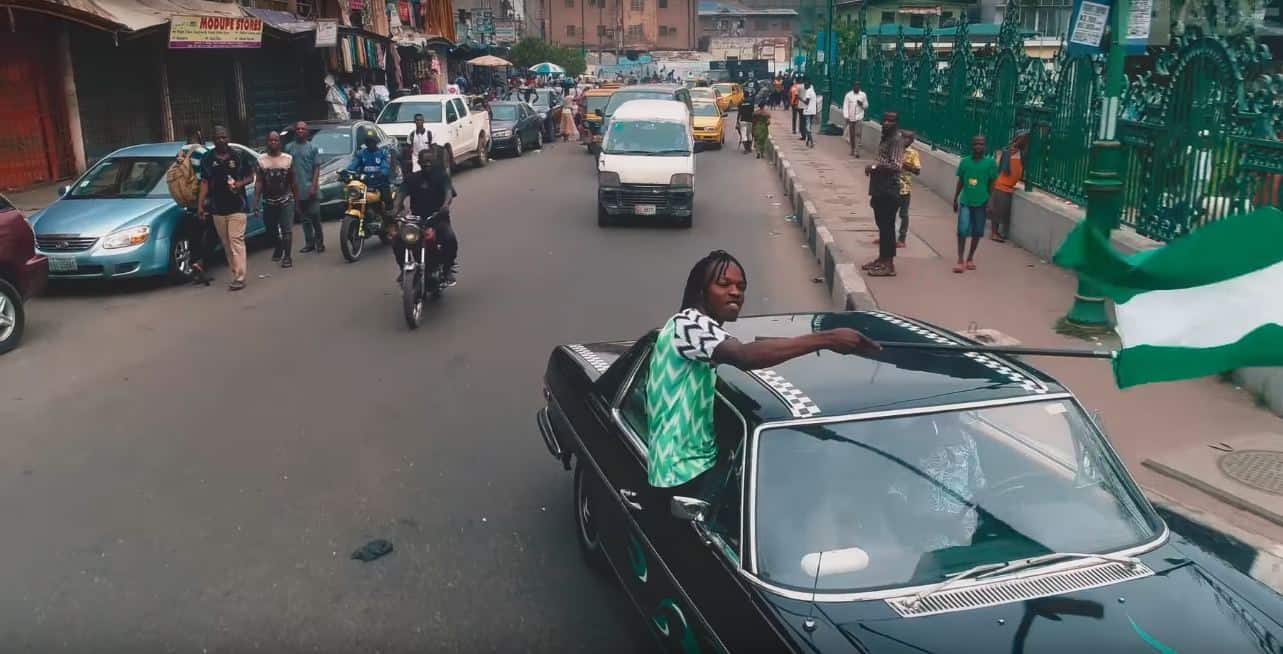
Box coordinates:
[880,11,895,24]
[628,23,643,38]
[565,0,573,6]
[659,0,667,7]
[598,24,607,36]
[566,24,576,35]
[630,0,643,9]
[659,25,669,36]
[909,13,925,27]
[941,10,954,25]
[754,18,766,30]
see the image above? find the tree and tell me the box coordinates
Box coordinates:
[508,36,587,78]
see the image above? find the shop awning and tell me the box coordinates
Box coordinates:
[7,0,245,32]
[243,6,315,34]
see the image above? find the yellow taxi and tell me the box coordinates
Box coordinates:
[712,82,745,109]
[691,101,726,148]
[689,86,730,114]
[581,87,617,153]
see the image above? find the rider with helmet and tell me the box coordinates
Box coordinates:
[346,135,392,212]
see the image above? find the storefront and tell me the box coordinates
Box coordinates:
[0,11,75,189]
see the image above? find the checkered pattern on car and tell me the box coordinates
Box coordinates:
[567,344,611,373]
[750,368,822,418]
[865,311,1047,394]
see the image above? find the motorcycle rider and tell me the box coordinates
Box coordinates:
[395,148,458,286]
[346,134,392,213]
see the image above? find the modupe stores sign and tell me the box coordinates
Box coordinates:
[169,15,264,49]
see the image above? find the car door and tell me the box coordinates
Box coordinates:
[520,104,537,143]
[444,100,461,154]
[453,98,474,154]
[602,347,730,654]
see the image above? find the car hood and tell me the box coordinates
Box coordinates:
[760,558,1283,653]
[598,152,694,185]
[29,197,176,237]
[694,116,721,129]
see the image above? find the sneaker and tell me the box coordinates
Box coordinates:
[867,263,896,277]
[444,266,458,287]
[271,250,282,262]
[281,257,293,269]
[229,279,246,291]
[861,258,883,271]
[316,244,326,253]
[299,244,316,253]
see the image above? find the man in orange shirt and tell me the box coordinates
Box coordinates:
[789,78,803,134]
[989,130,1028,243]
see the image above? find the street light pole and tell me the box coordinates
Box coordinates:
[1064,0,1130,328]
[819,0,842,135]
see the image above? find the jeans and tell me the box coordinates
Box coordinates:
[958,204,988,238]
[296,195,324,248]
[799,114,811,143]
[871,195,900,261]
[898,193,911,242]
[263,201,294,253]
[393,213,457,271]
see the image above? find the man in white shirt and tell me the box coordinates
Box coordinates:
[843,81,869,157]
[800,80,818,148]
[409,113,433,172]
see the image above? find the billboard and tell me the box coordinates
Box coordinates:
[169,15,263,49]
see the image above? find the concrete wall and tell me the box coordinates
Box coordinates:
[831,105,1283,417]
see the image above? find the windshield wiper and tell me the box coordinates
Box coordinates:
[975,552,1143,580]
[906,562,1009,607]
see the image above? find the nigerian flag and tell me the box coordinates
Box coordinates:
[1054,207,1283,388]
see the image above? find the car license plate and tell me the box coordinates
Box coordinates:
[634,204,657,216]
[48,257,77,272]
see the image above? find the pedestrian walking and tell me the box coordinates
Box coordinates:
[951,135,1000,273]
[173,125,217,285]
[896,131,921,247]
[842,81,869,157]
[790,78,802,134]
[285,121,325,254]
[409,113,432,172]
[800,80,818,148]
[197,126,256,291]
[863,112,905,277]
[560,103,577,142]
[752,101,771,159]
[989,129,1028,242]
[256,131,299,269]
[737,99,755,153]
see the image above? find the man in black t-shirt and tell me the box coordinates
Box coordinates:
[395,149,458,285]
[197,126,257,291]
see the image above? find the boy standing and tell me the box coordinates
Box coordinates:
[951,135,999,273]
[896,131,921,247]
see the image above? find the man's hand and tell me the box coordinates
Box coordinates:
[310,182,319,197]
[821,328,882,356]
[952,198,959,212]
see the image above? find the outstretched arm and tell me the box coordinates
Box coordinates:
[713,329,879,371]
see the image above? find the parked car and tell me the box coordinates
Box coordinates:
[0,194,47,353]
[537,310,1283,653]
[690,86,729,113]
[28,142,265,282]
[376,94,491,171]
[279,120,399,218]
[486,101,543,157]
[596,100,694,228]
[526,88,564,142]
[691,102,726,148]
[712,82,745,110]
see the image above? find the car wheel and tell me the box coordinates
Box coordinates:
[167,233,195,284]
[0,278,26,355]
[513,135,524,157]
[533,130,543,150]
[475,135,489,168]
[597,204,612,227]
[573,462,609,572]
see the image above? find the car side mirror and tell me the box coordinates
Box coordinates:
[671,496,710,522]
[58,185,70,197]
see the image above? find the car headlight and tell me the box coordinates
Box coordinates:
[493,128,512,137]
[670,173,693,187]
[102,225,150,249]
[599,171,621,187]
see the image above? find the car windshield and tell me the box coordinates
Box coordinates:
[604,92,673,116]
[67,157,171,199]
[585,95,610,115]
[692,103,720,117]
[377,102,442,124]
[282,127,352,159]
[603,120,690,155]
[753,399,1161,594]
[490,105,519,121]
[690,88,718,100]
[713,84,734,95]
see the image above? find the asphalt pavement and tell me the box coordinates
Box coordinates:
[0,128,830,652]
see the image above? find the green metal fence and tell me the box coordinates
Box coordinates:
[808,0,1283,242]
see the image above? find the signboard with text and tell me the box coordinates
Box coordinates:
[169,15,263,49]
[315,19,337,47]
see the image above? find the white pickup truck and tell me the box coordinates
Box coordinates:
[375,94,491,171]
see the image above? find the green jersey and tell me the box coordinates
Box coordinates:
[956,155,999,207]
[646,308,730,488]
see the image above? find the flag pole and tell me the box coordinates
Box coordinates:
[876,341,1115,359]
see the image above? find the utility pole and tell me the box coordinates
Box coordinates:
[1064,0,1130,328]
[819,0,842,135]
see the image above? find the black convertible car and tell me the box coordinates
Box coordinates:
[537,311,1283,653]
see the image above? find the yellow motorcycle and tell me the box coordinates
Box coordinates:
[336,171,392,262]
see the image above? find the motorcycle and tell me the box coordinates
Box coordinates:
[337,170,392,262]
[390,212,447,329]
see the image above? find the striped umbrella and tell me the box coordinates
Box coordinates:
[530,62,566,76]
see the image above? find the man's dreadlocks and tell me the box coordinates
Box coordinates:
[680,250,746,311]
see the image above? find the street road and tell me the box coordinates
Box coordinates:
[0,129,829,651]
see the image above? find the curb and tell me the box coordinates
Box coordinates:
[767,134,878,311]
[762,131,1283,596]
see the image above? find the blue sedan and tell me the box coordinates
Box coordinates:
[29,142,265,282]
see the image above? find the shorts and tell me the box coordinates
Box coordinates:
[958,204,988,238]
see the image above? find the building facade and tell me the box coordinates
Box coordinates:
[545,0,699,51]
[699,1,799,41]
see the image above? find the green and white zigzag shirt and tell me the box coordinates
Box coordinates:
[646,308,731,488]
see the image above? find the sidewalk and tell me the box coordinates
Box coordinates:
[765,109,1283,588]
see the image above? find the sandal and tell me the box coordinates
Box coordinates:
[896,240,906,248]
[861,258,882,271]
[965,261,977,270]
[953,264,965,274]
[867,263,896,277]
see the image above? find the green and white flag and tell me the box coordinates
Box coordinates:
[1054,207,1283,388]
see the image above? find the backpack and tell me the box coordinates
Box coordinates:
[166,147,200,210]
